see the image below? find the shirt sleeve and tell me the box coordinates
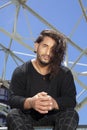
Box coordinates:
[8,65,27,110]
[55,69,77,110]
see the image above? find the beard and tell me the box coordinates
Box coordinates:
[37,54,52,67]
[39,59,50,66]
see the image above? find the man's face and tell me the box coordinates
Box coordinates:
[35,36,56,66]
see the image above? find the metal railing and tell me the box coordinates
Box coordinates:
[0,125,87,130]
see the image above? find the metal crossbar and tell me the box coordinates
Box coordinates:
[0,125,87,130]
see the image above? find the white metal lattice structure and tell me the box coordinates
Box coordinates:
[0,0,87,125]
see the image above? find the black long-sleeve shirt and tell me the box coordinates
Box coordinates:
[8,61,77,113]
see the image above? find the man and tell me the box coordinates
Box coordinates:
[7,29,79,130]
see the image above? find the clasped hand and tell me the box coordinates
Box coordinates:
[31,92,56,114]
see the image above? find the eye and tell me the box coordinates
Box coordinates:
[42,44,48,47]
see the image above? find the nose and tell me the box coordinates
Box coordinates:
[46,48,51,55]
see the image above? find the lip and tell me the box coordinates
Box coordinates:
[43,55,50,60]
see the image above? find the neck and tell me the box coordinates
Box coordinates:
[32,59,50,75]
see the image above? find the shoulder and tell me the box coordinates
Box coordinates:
[12,61,31,76]
[58,66,73,78]
[60,66,71,73]
[52,66,74,86]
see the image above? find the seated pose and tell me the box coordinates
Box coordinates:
[7,29,79,130]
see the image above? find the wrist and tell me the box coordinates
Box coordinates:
[24,97,32,109]
[28,97,32,108]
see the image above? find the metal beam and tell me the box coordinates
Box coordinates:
[79,0,87,22]
[0,43,24,64]
[76,97,87,111]
[0,28,34,52]
[0,1,12,9]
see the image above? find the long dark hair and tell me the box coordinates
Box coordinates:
[34,29,67,78]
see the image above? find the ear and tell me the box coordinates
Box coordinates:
[34,43,39,53]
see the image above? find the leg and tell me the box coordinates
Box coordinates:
[7,109,34,130]
[54,108,79,130]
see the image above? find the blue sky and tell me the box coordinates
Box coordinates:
[0,0,87,125]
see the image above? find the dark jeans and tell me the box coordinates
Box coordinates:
[7,108,79,130]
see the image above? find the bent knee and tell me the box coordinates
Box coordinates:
[7,109,20,121]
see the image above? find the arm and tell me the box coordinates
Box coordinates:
[8,66,27,110]
[55,69,77,110]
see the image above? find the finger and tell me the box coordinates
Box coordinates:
[39,95,52,101]
[37,102,53,111]
[36,107,48,114]
[35,94,39,99]
[38,92,48,97]
[40,92,48,96]
[39,100,53,106]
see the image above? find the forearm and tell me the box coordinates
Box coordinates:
[55,97,76,110]
[8,95,26,110]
